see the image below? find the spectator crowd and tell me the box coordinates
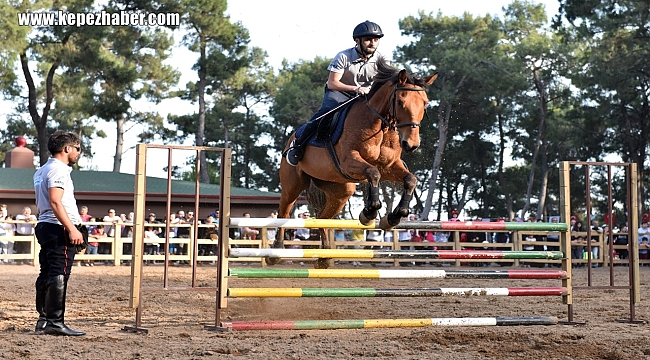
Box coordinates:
[1,203,648,268]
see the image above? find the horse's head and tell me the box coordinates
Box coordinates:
[392,70,438,152]
[367,60,438,153]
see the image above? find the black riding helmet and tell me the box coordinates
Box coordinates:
[352,20,384,39]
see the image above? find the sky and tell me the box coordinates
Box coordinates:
[1,0,562,176]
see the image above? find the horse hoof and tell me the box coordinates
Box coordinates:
[359,211,375,226]
[265,257,281,266]
[379,216,398,230]
[314,258,331,269]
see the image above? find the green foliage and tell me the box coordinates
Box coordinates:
[268,57,332,152]
[0,0,647,220]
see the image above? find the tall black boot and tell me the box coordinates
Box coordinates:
[43,275,85,336]
[286,121,320,166]
[35,278,47,332]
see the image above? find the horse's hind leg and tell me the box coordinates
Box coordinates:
[312,180,356,269]
[267,161,311,266]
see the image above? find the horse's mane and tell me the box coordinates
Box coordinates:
[367,58,429,98]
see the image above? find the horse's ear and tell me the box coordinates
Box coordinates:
[425,72,439,86]
[398,69,408,86]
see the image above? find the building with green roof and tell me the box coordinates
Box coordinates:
[0,168,283,220]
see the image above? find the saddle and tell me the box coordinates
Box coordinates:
[296,105,352,148]
[295,103,356,180]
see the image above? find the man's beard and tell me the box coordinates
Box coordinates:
[361,44,376,56]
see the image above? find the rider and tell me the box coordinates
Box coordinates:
[285,20,389,166]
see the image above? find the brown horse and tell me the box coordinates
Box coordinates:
[274,60,438,267]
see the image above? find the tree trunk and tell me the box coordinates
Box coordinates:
[21,53,59,166]
[112,115,125,172]
[535,138,549,218]
[520,69,547,219]
[196,35,209,183]
[496,111,513,217]
[20,33,71,166]
[421,75,466,220]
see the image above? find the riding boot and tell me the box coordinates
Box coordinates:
[286,121,320,166]
[43,275,85,336]
[35,278,47,332]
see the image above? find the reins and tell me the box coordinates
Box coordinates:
[365,84,428,131]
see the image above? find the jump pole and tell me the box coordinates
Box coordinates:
[229,268,568,279]
[229,248,563,260]
[230,218,569,231]
[224,316,559,331]
[227,287,568,297]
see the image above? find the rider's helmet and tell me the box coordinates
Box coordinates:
[352,21,384,40]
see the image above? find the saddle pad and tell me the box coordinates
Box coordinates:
[296,105,351,148]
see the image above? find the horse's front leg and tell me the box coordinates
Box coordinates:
[358,167,382,226]
[379,171,417,229]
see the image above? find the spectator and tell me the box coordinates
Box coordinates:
[449,209,460,221]
[545,217,560,251]
[383,228,394,245]
[198,215,218,260]
[266,211,278,244]
[144,225,160,264]
[102,208,120,237]
[614,224,629,260]
[365,229,383,250]
[334,228,347,249]
[145,213,160,262]
[101,209,120,260]
[239,212,259,240]
[121,212,134,260]
[590,219,603,267]
[521,233,536,268]
[494,218,510,245]
[79,206,92,222]
[0,204,7,219]
[349,227,365,266]
[0,214,16,264]
[571,219,585,266]
[572,235,586,267]
[398,215,414,267]
[86,224,106,266]
[87,217,98,234]
[638,221,650,264]
[175,210,189,262]
[293,212,310,241]
[15,206,37,265]
[165,212,179,256]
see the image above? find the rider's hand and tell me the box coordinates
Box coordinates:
[68,227,84,245]
[356,86,370,95]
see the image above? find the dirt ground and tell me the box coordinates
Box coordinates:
[2,262,650,360]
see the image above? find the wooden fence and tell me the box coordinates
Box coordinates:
[0,220,640,268]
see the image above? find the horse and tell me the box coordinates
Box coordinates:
[273,60,438,268]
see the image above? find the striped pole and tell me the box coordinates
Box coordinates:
[229,268,568,279]
[223,316,559,330]
[227,287,568,297]
[229,248,564,260]
[229,218,568,231]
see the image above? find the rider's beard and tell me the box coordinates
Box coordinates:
[361,43,377,56]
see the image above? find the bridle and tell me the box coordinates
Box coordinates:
[365,83,428,131]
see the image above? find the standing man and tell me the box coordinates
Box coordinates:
[33,131,86,336]
[15,206,37,264]
[286,20,388,166]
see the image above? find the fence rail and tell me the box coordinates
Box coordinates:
[0,221,640,268]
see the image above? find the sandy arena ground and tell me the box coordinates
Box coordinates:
[2,262,650,359]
